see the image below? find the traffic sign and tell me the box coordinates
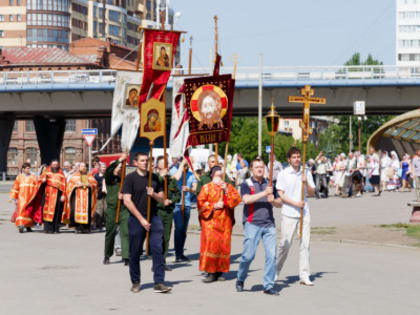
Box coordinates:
[81,128,98,135]
[353,101,365,116]
[83,134,96,147]
[265,145,271,153]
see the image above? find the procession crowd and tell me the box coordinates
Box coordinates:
[8,147,420,295]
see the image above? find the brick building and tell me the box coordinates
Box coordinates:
[4,38,137,175]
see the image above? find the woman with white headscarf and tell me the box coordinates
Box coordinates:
[387,151,400,191]
[380,151,391,191]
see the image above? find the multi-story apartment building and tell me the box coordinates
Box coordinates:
[396,0,420,66]
[0,0,174,50]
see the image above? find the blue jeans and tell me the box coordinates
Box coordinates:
[237,222,277,290]
[128,215,165,284]
[173,204,191,258]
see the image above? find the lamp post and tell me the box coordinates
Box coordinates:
[264,102,280,186]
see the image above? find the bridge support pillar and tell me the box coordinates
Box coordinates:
[0,116,15,175]
[34,117,66,165]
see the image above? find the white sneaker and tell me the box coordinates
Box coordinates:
[299,279,314,286]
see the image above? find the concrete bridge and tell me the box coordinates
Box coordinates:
[1,65,420,119]
[2,65,420,173]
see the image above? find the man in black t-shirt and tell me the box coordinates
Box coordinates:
[122,152,171,294]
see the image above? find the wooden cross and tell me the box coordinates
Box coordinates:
[288,85,326,143]
[288,85,326,239]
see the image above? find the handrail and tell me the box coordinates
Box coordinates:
[1,65,420,87]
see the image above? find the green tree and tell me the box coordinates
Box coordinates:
[318,53,393,155]
[221,117,319,163]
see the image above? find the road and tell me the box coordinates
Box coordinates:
[0,188,419,314]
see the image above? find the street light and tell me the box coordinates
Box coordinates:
[264,102,280,186]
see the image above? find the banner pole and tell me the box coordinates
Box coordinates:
[146,140,154,255]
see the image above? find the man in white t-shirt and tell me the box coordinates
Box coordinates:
[275,147,315,286]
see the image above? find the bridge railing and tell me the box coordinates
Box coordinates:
[0,65,420,88]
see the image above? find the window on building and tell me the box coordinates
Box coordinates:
[25,120,35,132]
[0,15,4,22]
[24,148,38,165]
[9,15,14,22]
[8,148,19,167]
[65,119,76,132]
[0,31,4,38]
[109,10,121,22]
[64,147,77,164]
[284,120,289,128]
[17,14,21,22]
[9,0,14,5]
[13,121,18,132]
[17,0,21,5]
[109,24,121,36]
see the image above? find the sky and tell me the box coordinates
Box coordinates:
[172,0,396,68]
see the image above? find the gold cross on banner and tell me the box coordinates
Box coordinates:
[288,85,326,143]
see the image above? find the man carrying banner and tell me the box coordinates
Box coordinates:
[40,160,66,234]
[171,157,197,263]
[65,162,98,233]
[197,165,241,282]
[103,153,130,266]
[156,155,180,270]
[122,152,171,293]
[10,162,42,233]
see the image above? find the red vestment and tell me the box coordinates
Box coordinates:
[197,182,241,273]
[10,174,42,227]
[64,172,97,225]
[39,168,67,222]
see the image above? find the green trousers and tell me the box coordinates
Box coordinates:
[157,209,173,260]
[104,206,129,259]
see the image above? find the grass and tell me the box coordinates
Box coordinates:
[378,223,420,240]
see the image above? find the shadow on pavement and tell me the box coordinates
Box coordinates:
[140,279,193,290]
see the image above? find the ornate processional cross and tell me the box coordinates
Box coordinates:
[288,85,326,143]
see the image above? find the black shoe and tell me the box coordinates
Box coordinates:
[179,255,191,262]
[202,273,217,283]
[130,282,141,293]
[216,272,226,281]
[26,227,32,232]
[236,280,244,292]
[103,257,110,265]
[18,227,24,233]
[123,259,129,266]
[165,264,172,271]
[263,288,279,296]
[153,283,172,293]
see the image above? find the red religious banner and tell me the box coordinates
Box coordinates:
[138,29,181,106]
[183,74,235,146]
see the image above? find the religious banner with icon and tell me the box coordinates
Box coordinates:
[124,84,140,107]
[183,74,235,146]
[139,98,166,143]
[138,29,181,107]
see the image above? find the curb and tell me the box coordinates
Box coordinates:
[187,231,420,250]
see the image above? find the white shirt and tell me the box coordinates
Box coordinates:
[276,165,315,218]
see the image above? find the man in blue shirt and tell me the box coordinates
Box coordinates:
[172,158,197,262]
[236,158,282,295]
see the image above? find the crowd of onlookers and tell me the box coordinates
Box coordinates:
[306,148,420,199]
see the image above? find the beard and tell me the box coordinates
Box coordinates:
[51,167,59,173]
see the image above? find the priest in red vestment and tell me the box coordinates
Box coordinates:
[9,163,42,233]
[64,162,97,233]
[39,160,67,234]
[197,165,241,283]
